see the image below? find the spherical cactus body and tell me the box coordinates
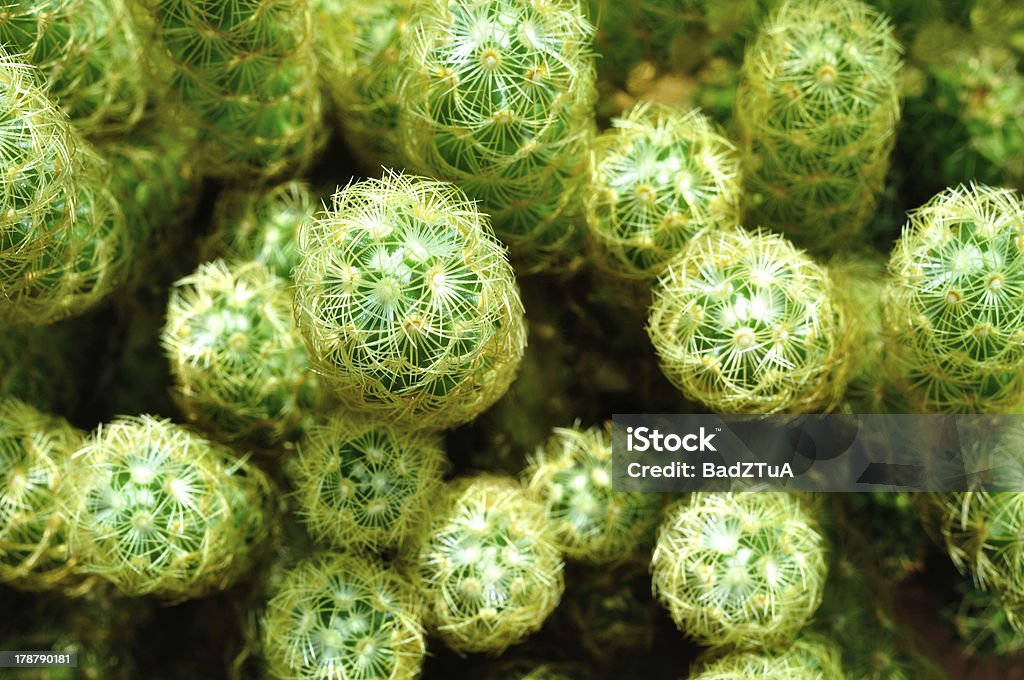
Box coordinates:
[293,419,447,552]
[293,171,526,430]
[882,184,1024,413]
[399,0,598,264]
[647,228,849,413]
[261,553,426,680]
[651,492,828,649]
[735,0,902,251]
[585,103,742,280]
[412,475,565,654]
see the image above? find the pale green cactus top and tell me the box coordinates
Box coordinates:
[293,171,526,430]
[163,259,329,446]
[651,492,828,649]
[412,474,565,654]
[261,553,426,680]
[883,184,1024,413]
[585,102,742,280]
[647,227,850,414]
[689,634,847,679]
[399,0,598,264]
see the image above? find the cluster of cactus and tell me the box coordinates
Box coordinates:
[5,0,1024,678]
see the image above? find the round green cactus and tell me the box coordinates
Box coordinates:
[647,227,850,413]
[399,0,598,264]
[651,492,828,649]
[293,171,527,430]
[523,422,660,563]
[63,415,273,599]
[138,0,325,180]
[412,475,565,654]
[690,634,846,679]
[585,102,742,280]
[882,184,1024,413]
[0,0,149,134]
[315,0,413,170]
[0,398,84,591]
[293,419,447,552]
[162,259,328,447]
[735,0,903,251]
[261,553,426,680]
[201,181,315,281]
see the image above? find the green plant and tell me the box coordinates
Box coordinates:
[411,474,565,654]
[689,634,846,679]
[292,418,447,552]
[647,228,850,413]
[651,492,828,649]
[0,398,85,591]
[735,0,903,251]
[137,0,325,180]
[523,422,660,563]
[201,181,314,281]
[292,171,526,430]
[584,102,742,280]
[163,259,328,446]
[261,553,426,680]
[882,184,1024,413]
[63,415,273,599]
[398,0,598,265]
[0,0,148,134]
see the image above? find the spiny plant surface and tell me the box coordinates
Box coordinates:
[412,474,565,654]
[293,419,447,552]
[399,0,598,264]
[292,171,526,430]
[647,227,850,414]
[261,553,426,680]
[585,102,742,280]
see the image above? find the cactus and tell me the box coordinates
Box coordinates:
[292,419,447,552]
[689,634,847,679]
[261,553,426,680]
[314,0,413,170]
[0,322,81,415]
[293,171,526,430]
[735,0,903,251]
[137,0,325,180]
[163,259,328,447]
[411,474,565,654]
[585,103,742,280]
[0,398,85,591]
[0,0,148,134]
[399,0,598,264]
[63,415,274,599]
[647,228,850,414]
[882,184,1024,413]
[201,181,315,281]
[523,422,660,563]
[651,492,828,649]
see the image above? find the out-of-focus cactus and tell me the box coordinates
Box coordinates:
[293,419,447,552]
[261,553,426,680]
[882,184,1024,413]
[735,0,903,251]
[411,475,564,654]
[63,415,274,599]
[314,0,412,170]
[0,399,85,591]
[137,0,325,180]
[523,422,660,563]
[399,0,598,265]
[584,103,742,280]
[163,260,328,447]
[0,0,148,134]
[201,181,315,281]
[651,492,828,649]
[647,228,850,413]
[948,580,1024,658]
[689,634,847,679]
[293,172,526,430]
[0,322,81,415]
